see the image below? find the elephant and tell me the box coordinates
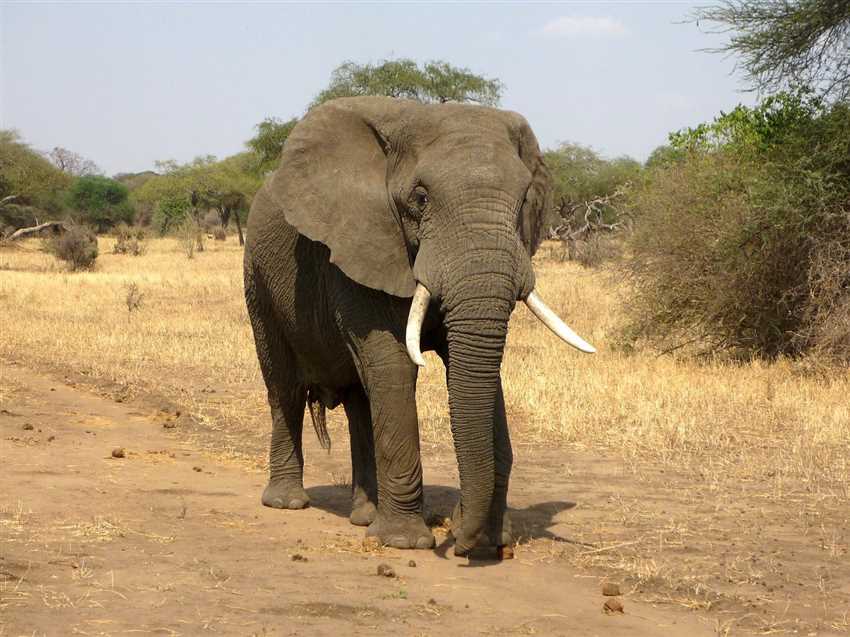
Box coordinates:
[243,96,594,556]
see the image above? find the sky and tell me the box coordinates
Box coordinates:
[1,1,754,176]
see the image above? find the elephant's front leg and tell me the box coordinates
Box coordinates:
[361,359,435,550]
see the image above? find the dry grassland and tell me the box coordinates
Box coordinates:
[2,236,849,630]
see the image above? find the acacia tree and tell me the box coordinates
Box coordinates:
[48,147,102,177]
[135,154,260,244]
[246,117,298,174]
[246,59,503,172]
[697,0,850,101]
[311,58,502,108]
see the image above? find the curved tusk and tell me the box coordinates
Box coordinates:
[524,290,596,354]
[406,283,431,367]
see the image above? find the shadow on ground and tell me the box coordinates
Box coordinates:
[307,483,578,563]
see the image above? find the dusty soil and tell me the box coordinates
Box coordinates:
[0,362,715,636]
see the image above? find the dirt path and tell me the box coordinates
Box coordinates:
[1,363,712,636]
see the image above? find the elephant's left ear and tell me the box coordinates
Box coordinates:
[502,113,553,257]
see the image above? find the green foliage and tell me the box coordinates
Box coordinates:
[66,175,133,231]
[644,145,684,169]
[135,153,260,237]
[695,0,850,102]
[544,142,641,227]
[0,130,72,226]
[245,58,503,179]
[668,90,829,157]
[246,117,298,173]
[47,225,98,271]
[622,94,850,361]
[311,58,502,108]
[152,196,191,235]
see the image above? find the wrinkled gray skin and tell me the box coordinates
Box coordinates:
[244,96,551,555]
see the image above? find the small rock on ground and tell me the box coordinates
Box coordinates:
[376,563,396,578]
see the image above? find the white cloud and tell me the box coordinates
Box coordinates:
[540,16,628,38]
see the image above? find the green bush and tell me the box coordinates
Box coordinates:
[66,175,133,231]
[47,226,98,271]
[621,93,850,362]
[152,196,190,235]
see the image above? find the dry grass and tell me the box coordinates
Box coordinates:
[2,236,848,492]
[2,236,850,628]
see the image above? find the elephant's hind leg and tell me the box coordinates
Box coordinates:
[245,265,309,510]
[342,386,378,526]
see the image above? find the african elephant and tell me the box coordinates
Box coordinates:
[243,96,594,556]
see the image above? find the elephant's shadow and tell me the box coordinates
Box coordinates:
[306,484,578,561]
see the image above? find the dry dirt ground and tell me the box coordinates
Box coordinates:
[0,362,717,636]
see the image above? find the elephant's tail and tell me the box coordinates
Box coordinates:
[307,391,331,452]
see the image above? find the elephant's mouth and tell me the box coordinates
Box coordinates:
[405,282,596,367]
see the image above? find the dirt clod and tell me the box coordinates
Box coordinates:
[47,435,55,442]
[163,421,177,429]
[291,554,308,562]
[22,423,33,430]
[604,598,624,614]
[192,466,202,472]
[408,560,416,567]
[111,447,125,458]
[376,563,395,578]
[602,582,621,596]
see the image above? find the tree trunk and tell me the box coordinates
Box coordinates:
[234,210,244,246]
[4,221,68,242]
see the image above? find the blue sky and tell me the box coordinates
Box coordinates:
[1,2,752,175]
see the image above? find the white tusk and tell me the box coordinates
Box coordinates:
[524,290,596,354]
[406,283,431,367]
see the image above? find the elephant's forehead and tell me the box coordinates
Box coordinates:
[422,136,530,186]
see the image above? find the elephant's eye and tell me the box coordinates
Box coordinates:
[408,187,429,215]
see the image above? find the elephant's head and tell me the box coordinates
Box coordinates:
[269,96,593,553]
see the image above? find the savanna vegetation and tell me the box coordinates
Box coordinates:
[3,2,850,629]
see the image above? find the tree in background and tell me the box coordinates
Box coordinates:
[245,117,298,175]
[543,142,641,265]
[0,130,72,232]
[311,58,502,108]
[66,175,134,232]
[134,154,261,244]
[697,0,850,101]
[48,147,102,177]
[246,58,503,172]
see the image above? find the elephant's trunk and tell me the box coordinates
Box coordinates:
[439,241,518,555]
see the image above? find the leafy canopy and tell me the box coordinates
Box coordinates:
[0,130,71,212]
[311,58,503,108]
[246,58,503,171]
[66,175,133,231]
[696,0,850,101]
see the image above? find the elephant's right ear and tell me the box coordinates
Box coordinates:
[267,101,416,298]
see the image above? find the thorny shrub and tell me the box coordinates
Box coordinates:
[46,225,98,271]
[621,93,850,362]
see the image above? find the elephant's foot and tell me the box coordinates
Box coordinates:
[366,512,435,549]
[350,492,377,527]
[261,480,309,509]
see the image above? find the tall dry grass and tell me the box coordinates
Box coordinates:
[1,237,848,497]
